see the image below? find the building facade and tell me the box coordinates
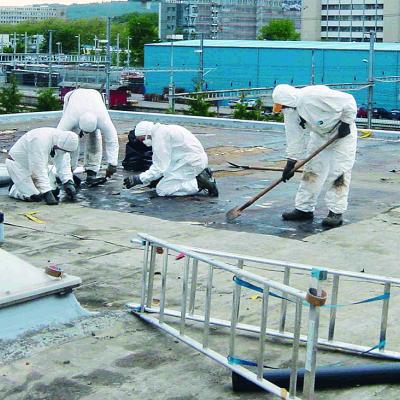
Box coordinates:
[158,0,301,40]
[0,6,66,24]
[144,40,400,110]
[301,0,400,43]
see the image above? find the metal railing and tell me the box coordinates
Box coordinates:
[127,233,331,400]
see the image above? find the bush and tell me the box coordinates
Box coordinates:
[0,76,22,114]
[185,85,215,117]
[36,88,61,111]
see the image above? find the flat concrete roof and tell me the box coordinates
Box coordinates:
[0,112,400,400]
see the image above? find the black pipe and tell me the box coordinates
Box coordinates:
[232,363,400,392]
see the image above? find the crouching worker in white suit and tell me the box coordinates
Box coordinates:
[6,128,79,205]
[123,121,218,197]
[272,84,358,228]
[57,88,119,183]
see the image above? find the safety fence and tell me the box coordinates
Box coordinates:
[127,233,400,399]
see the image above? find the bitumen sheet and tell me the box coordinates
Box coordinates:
[1,117,399,240]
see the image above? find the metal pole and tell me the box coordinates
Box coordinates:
[367,30,375,129]
[200,33,204,90]
[48,30,53,87]
[13,32,16,70]
[77,34,81,59]
[106,16,111,109]
[127,37,131,68]
[36,34,39,56]
[311,49,315,85]
[116,33,120,67]
[168,40,175,112]
[24,32,28,55]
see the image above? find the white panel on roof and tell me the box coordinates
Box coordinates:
[0,249,81,308]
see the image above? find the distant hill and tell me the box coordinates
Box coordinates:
[66,1,159,20]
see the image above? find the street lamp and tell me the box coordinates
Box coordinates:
[56,41,62,54]
[75,34,81,58]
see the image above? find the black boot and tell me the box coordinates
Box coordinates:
[282,208,314,221]
[196,168,219,197]
[86,170,97,183]
[322,211,343,228]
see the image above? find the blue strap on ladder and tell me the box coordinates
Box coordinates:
[233,276,294,302]
[232,276,390,308]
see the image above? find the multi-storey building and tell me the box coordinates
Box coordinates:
[158,0,301,40]
[301,0,400,42]
[0,6,66,24]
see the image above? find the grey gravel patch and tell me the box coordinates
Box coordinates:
[0,312,130,364]
[23,377,92,400]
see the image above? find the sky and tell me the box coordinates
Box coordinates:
[1,0,123,5]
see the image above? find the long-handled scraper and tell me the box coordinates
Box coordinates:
[226,133,340,222]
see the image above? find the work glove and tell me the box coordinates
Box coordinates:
[338,122,351,138]
[105,164,117,178]
[43,190,59,205]
[282,159,297,182]
[123,175,142,189]
[63,180,77,202]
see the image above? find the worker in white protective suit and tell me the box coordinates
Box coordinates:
[123,121,218,197]
[5,128,79,205]
[272,84,358,227]
[57,88,119,184]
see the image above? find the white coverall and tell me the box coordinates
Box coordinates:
[274,85,357,214]
[139,123,208,196]
[5,128,77,201]
[57,88,119,173]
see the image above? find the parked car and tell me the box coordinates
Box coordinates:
[357,107,367,118]
[391,109,400,120]
[228,99,258,109]
[372,107,392,120]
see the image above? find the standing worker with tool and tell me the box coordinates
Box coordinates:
[57,88,119,185]
[272,84,358,228]
[6,128,79,204]
[123,121,218,197]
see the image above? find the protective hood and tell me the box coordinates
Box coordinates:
[79,112,97,133]
[135,121,155,137]
[272,84,299,108]
[56,131,79,152]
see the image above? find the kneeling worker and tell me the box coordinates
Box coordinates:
[6,128,79,205]
[123,121,218,197]
[272,84,357,227]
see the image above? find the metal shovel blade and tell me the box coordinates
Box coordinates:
[226,206,242,223]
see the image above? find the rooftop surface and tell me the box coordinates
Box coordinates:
[0,113,399,399]
[147,40,400,52]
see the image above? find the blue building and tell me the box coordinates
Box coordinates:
[144,40,400,110]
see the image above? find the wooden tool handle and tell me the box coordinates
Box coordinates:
[237,133,340,213]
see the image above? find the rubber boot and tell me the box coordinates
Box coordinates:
[52,187,60,201]
[282,208,314,221]
[86,170,97,184]
[196,168,219,197]
[322,211,343,228]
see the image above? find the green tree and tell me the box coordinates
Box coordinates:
[0,76,22,114]
[36,88,61,111]
[258,19,300,41]
[186,86,215,117]
[127,12,158,66]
